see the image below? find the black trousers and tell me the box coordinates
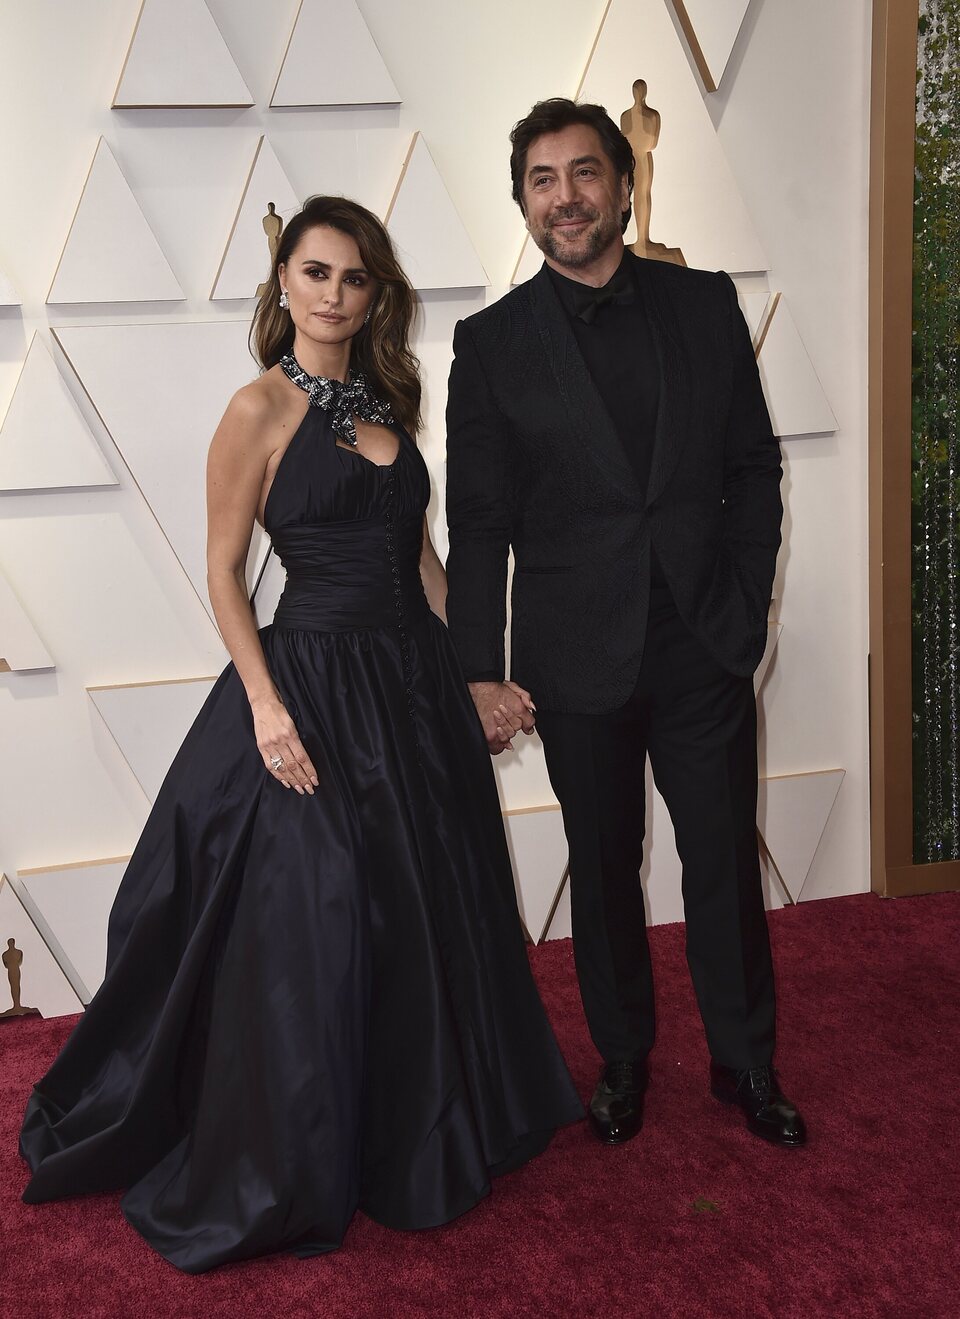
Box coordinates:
[535,594,776,1071]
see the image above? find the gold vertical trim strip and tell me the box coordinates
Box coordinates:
[867,0,951,894]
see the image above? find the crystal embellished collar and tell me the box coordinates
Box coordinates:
[279,352,393,446]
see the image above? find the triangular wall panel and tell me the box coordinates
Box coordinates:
[271,0,400,107]
[737,290,775,349]
[754,621,782,693]
[758,769,844,902]
[54,321,267,618]
[386,134,488,291]
[502,806,568,943]
[88,677,217,804]
[670,0,752,92]
[0,875,83,1018]
[211,137,300,300]
[114,0,253,107]
[757,295,837,437]
[48,138,184,304]
[15,859,128,1004]
[0,333,117,491]
[759,851,790,912]
[0,566,54,672]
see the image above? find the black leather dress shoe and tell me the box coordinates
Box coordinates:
[588,1059,648,1145]
[710,1062,807,1148]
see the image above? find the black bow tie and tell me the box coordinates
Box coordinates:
[574,280,635,325]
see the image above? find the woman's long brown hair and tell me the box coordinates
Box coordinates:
[251,195,421,434]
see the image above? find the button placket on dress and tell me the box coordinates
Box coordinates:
[383,467,420,759]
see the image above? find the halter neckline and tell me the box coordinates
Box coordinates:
[279,352,393,446]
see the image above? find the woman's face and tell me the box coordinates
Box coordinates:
[278,224,377,350]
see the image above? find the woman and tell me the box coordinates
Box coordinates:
[19,196,583,1273]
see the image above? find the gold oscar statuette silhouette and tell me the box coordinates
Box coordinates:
[1,937,41,1019]
[620,80,685,267]
[256,202,284,298]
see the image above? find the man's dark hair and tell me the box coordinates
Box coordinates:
[509,98,636,234]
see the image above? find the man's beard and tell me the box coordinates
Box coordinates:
[530,204,622,269]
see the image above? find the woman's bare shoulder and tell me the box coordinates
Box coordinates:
[214,368,294,452]
[224,369,288,426]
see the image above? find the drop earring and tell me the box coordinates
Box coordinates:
[279,290,289,310]
[364,307,372,325]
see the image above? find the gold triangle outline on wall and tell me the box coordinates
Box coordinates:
[383,132,418,225]
[86,675,219,694]
[17,855,131,877]
[668,0,752,96]
[670,0,717,92]
[538,862,571,944]
[753,289,780,356]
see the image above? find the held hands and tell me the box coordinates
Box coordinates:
[252,694,319,795]
[468,680,537,755]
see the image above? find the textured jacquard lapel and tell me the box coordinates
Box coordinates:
[630,255,692,508]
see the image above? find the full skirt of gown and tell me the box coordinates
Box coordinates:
[18,406,583,1272]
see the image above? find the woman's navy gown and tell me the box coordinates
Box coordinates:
[19,408,583,1273]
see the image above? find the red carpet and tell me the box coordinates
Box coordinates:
[2,892,958,1318]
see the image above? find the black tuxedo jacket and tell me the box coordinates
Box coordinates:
[444,253,783,715]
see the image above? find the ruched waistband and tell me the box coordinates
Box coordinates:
[270,516,428,633]
[272,574,429,632]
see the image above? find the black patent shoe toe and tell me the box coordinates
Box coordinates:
[588,1060,647,1146]
[710,1062,807,1149]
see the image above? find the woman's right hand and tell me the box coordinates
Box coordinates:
[252,695,319,795]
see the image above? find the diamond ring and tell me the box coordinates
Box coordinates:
[270,755,284,771]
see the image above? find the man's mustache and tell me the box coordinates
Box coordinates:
[549,206,598,225]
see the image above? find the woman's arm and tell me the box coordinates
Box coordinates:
[206,388,318,795]
[419,516,448,623]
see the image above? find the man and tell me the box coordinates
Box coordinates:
[444,98,806,1149]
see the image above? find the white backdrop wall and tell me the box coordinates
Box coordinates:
[0,0,871,1010]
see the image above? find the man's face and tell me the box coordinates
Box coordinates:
[521,123,629,271]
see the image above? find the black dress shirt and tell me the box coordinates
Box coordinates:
[546,254,667,588]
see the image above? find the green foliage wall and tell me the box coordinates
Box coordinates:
[912,0,960,861]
